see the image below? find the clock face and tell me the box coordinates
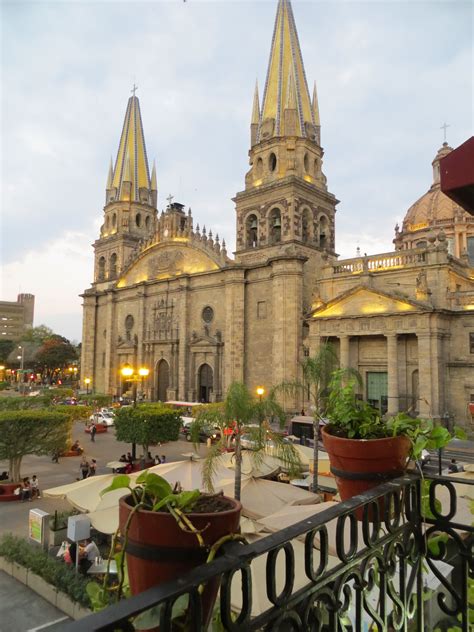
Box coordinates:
[164,229,169,237]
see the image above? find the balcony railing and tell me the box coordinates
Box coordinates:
[65,474,473,631]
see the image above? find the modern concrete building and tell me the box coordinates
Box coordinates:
[0,294,35,340]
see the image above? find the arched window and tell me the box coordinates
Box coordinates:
[110,253,117,279]
[314,159,320,176]
[112,213,117,228]
[255,157,263,179]
[98,257,106,281]
[145,216,151,230]
[269,208,282,244]
[303,153,309,173]
[268,152,277,172]
[105,216,110,230]
[319,215,328,248]
[136,213,142,227]
[246,214,258,248]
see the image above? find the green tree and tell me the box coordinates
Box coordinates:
[0,410,71,482]
[0,340,15,364]
[114,404,181,457]
[20,325,54,344]
[35,336,77,382]
[278,342,339,493]
[194,382,301,501]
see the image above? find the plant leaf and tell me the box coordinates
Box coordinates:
[100,475,130,496]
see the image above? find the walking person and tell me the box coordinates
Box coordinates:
[90,424,97,442]
[79,456,90,480]
[88,459,97,477]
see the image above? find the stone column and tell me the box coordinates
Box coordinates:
[429,333,444,419]
[339,335,350,368]
[386,333,399,416]
[223,270,246,390]
[177,282,189,400]
[417,333,432,417]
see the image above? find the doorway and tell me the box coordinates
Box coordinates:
[198,364,213,403]
[156,359,169,402]
[367,371,388,414]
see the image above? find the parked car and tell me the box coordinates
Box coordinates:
[100,407,116,416]
[89,412,115,427]
[182,422,219,443]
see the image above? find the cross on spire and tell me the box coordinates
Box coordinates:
[166,194,174,206]
[440,122,450,142]
[131,83,138,97]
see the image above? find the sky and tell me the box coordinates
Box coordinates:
[1,0,472,342]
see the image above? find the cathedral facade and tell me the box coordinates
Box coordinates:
[81,0,474,430]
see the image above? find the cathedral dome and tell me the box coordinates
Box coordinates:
[394,143,474,259]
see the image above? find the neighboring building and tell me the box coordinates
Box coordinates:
[81,0,474,429]
[0,294,35,340]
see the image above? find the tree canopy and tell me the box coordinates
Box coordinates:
[0,340,15,364]
[0,410,71,482]
[114,404,181,456]
[34,336,78,381]
[20,325,55,344]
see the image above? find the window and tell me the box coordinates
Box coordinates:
[112,213,117,228]
[202,306,214,323]
[319,214,328,248]
[136,213,142,227]
[255,157,263,179]
[257,301,267,319]
[110,253,117,279]
[303,153,309,173]
[269,208,282,244]
[145,216,151,230]
[468,237,474,266]
[470,332,474,354]
[246,214,258,248]
[98,257,106,281]
[268,153,277,172]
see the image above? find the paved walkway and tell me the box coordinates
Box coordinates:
[0,571,71,631]
[0,421,207,538]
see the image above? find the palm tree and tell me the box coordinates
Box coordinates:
[192,382,302,501]
[278,342,338,493]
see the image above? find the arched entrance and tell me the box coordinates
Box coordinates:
[198,364,213,403]
[156,359,169,402]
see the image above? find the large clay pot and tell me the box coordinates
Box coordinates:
[321,426,411,517]
[119,494,241,629]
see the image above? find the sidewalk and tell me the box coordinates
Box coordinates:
[0,422,207,538]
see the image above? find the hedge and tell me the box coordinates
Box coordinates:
[0,534,91,607]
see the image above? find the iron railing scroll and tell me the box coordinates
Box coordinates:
[65,474,473,632]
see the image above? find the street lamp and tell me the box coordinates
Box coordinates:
[84,378,91,394]
[256,386,265,402]
[120,365,150,460]
[17,346,25,394]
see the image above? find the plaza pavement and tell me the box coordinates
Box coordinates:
[0,421,208,538]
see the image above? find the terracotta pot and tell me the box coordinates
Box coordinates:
[321,426,411,518]
[119,494,241,629]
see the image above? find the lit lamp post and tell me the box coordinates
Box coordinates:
[256,386,265,402]
[256,386,265,442]
[84,378,91,395]
[17,346,25,394]
[121,365,150,460]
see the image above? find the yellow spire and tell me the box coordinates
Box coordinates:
[106,157,114,189]
[259,0,314,140]
[112,93,151,202]
[251,80,260,125]
[150,161,157,191]
[312,81,320,127]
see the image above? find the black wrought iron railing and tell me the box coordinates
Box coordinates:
[65,474,473,631]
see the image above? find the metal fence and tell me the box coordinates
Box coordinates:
[65,473,473,631]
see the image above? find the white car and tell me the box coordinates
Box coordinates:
[89,412,115,426]
[101,407,116,416]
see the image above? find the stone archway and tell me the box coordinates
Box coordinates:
[156,359,170,402]
[198,363,213,403]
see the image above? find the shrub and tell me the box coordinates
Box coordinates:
[0,534,91,607]
[114,404,181,454]
[0,382,10,391]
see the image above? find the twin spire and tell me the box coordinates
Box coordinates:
[253,0,320,142]
[106,94,156,204]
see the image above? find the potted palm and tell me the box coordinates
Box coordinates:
[321,369,461,507]
[100,470,241,630]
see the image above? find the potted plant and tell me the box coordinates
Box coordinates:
[99,469,242,630]
[321,369,461,509]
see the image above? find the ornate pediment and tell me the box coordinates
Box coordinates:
[117,243,220,288]
[310,286,429,319]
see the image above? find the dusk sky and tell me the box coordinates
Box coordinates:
[1,0,472,342]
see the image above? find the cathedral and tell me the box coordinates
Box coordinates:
[81,0,474,430]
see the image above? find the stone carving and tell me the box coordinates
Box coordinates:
[416,270,431,300]
[148,251,184,277]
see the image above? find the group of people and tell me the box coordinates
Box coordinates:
[18,475,40,501]
[63,537,100,574]
[79,456,97,479]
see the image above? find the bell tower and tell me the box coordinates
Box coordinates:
[93,90,157,285]
[234,0,338,261]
